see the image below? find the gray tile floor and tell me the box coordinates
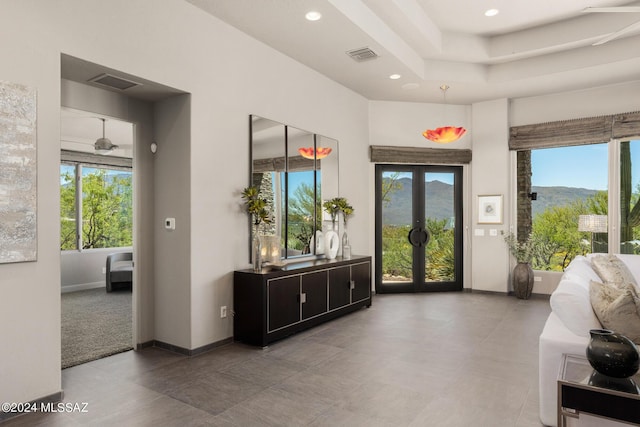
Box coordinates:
[4,292,551,426]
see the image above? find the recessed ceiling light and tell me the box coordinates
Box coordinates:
[484,9,499,17]
[305,11,322,21]
[389,74,401,80]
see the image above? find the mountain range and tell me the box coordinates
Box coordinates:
[381,177,599,225]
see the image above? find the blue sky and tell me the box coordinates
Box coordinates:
[532,140,640,191]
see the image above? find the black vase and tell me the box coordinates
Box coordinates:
[513,262,534,299]
[586,329,640,378]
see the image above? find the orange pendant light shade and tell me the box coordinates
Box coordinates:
[298,147,332,159]
[422,126,467,143]
[423,85,466,143]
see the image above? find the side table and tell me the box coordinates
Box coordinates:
[558,353,640,426]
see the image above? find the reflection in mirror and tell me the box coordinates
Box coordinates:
[286,127,316,257]
[250,115,339,263]
[251,116,284,262]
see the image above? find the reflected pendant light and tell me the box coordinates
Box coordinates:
[423,85,467,143]
[298,147,332,159]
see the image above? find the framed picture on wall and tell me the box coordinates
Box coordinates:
[478,195,503,224]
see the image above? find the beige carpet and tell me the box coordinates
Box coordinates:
[61,287,132,369]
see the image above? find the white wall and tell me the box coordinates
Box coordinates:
[510,81,640,125]
[470,99,511,292]
[154,94,191,349]
[0,0,369,406]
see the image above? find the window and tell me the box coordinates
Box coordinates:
[620,140,640,254]
[517,139,640,271]
[527,144,608,271]
[60,162,132,250]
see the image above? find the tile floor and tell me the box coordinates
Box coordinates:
[4,292,551,426]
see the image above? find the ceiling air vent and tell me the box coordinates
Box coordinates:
[346,47,378,62]
[88,73,141,91]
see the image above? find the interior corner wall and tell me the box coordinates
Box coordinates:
[470,98,511,293]
[153,94,191,349]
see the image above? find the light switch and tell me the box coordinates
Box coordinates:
[489,229,498,236]
[474,229,485,236]
[165,218,176,230]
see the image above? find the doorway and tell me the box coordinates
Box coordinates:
[375,164,463,293]
[60,109,135,368]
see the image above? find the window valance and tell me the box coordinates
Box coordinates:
[369,145,472,164]
[509,111,640,151]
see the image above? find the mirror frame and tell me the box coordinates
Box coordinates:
[249,115,339,264]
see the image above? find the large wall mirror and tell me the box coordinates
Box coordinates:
[250,115,339,262]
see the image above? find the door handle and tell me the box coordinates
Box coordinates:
[408,227,430,248]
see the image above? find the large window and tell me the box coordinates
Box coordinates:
[518,139,640,271]
[60,162,132,250]
[528,144,608,271]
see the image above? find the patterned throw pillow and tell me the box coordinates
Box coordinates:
[590,280,640,344]
[591,254,638,288]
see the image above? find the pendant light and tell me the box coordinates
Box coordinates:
[298,147,332,160]
[94,118,119,154]
[423,85,467,143]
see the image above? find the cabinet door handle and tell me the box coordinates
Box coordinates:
[299,293,307,303]
[349,280,355,290]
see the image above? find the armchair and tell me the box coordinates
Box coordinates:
[106,252,133,292]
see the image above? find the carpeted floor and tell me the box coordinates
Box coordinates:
[61,287,133,369]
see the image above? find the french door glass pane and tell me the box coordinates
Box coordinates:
[620,140,640,254]
[425,172,455,282]
[381,171,413,284]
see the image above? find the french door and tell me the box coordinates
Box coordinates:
[375,165,463,293]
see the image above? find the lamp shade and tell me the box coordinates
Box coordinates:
[298,147,332,159]
[578,215,608,233]
[422,126,466,143]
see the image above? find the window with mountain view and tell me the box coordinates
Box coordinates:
[521,139,640,271]
[528,143,608,271]
[60,163,132,250]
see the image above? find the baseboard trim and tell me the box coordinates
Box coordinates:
[0,391,63,422]
[136,337,233,356]
[464,288,549,300]
[61,281,104,293]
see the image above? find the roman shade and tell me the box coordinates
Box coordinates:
[509,111,640,151]
[369,145,472,164]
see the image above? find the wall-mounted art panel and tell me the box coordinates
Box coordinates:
[0,81,37,263]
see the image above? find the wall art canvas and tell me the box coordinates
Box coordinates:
[0,81,37,263]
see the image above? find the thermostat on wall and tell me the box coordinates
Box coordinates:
[165,218,176,230]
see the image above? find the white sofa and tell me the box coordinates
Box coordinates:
[538,253,640,426]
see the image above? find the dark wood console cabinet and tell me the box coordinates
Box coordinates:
[233,255,372,346]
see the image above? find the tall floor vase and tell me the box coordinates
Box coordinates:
[513,262,534,299]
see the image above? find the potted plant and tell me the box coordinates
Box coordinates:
[242,186,272,271]
[502,231,535,299]
[323,197,353,230]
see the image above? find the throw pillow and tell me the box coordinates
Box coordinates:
[590,280,640,344]
[591,254,637,288]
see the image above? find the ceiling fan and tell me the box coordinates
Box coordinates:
[582,6,640,45]
[94,118,119,154]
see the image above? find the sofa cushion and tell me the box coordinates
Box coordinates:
[550,279,602,337]
[564,255,602,285]
[591,254,637,287]
[590,280,640,344]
